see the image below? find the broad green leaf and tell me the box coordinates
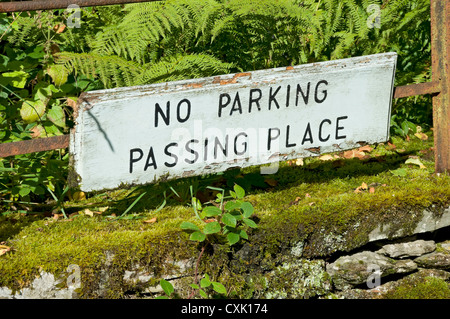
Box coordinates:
[225,201,241,211]
[233,184,245,199]
[405,158,426,169]
[227,232,240,245]
[239,229,248,240]
[47,64,69,86]
[47,104,66,128]
[390,168,407,177]
[203,221,221,234]
[0,70,29,88]
[160,279,174,296]
[20,100,46,123]
[202,206,221,217]
[222,213,237,227]
[243,218,258,228]
[200,277,211,288]
[240,201,254,218]
[180,221,200,231]
[212,282,227,294]
[190,283,199,289]
[190,231,206,242]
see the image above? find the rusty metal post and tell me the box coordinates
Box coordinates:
[0,0,157,13]
[431,0,450,173]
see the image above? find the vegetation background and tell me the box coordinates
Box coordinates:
[0,0,434,211]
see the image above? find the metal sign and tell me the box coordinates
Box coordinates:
[70,52,397,192]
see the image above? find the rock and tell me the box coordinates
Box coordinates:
[377,240,436,258]
[415,251,450,270]
[326,251,417,290]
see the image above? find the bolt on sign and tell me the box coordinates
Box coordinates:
[70,52,397,192]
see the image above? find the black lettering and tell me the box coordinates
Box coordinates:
[267,128,280,150]
[164,142,178,168]
[155,102,170,127]
[230,92,243,116]
[336,116,348,139]
[249,88,262,112]
[296,82,310,105]
[177,99,191,123]
[301,123,313,144]
[204,138,209,161]
[314,80,328,103]
[319,119,332,142]
[129,148,144,173]
[218,93,231,117]
[269,86,281,109]
[214,135,229,159]
[286,84,291,107]
[234,132,248,155]
[144,147,157,170]
[185,139,199,164]
[286,125,296,148]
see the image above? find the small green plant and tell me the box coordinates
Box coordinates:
[155,184,257,299]
[180,184,258,246]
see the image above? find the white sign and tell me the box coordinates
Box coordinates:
[70,53,397,192]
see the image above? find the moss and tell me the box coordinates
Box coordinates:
[0,134,449,298]
[384,276,450,299]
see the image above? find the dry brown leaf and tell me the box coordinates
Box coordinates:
[265,178,278,187]
[0,245,11,256]
[319,154,334,161]
[358,145,373,153]
[305,193,311,198]
[143,217,157,224]
[369,187,375,194]
[83,209,94,217]
[295,158,304,166]
[354,182,368,193]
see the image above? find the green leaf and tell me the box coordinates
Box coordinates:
[390,168,407,177]
[203,221,221,234]
[239,229,248,240]
[233,184,245,199]
[160,279,174,296]
[240,201,254,218]
[0,71,29,88]
[190,231,206,242]
[200,277,211,288]
[212,282,227,295]
[180,221,200,231]
[190,283,200,289]
[202,206,221,217]
[47,64,69,86]
[225,201,241,211]
[199,289,208,298]
[227,232,240,245]
[222,213,237,227]
[243,218,258,228]
[20,100,46,123]
[47,104,66,128]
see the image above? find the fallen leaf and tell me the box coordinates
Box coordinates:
[305,193,311,198]
[0,245,11,256]
[319,154,334,161]
[358,145,373,153]
[204,218,216,223]
[53,23,66,33]
[405,158,426,169]
[414,132,428,141]
[387,142,396,150]
[295,158,304,166]
[265,178,278,187]
[72,191,86,201]
[143,217,157,224]
[369,187,375,194]
[308,202,315,206]
[83,209,94,217]
[354,182,368,193]
[390,168,407,177]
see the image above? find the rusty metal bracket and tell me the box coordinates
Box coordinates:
[393,81,441,99]
[0,0,157,13]
[0,135,69,158]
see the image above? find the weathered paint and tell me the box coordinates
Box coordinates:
[70,53,397,192]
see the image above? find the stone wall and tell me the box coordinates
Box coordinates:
[1,207,449,299]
